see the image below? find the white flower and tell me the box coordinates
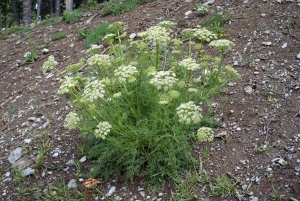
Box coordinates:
[193,28,217,42]
[176,101,202,125]
[82,79,106,102]
[94,121,112,140]
[43,55,57,71]
[87,54,111,68]
[114,65,138,83]
[149,71,178,91]
[57,76,78,94]
[157,21,176,29]
[181,28,197,39]
[113,92,121,98]
[64,112,80,129]
[196,127,214,142]
[138,25,170,47]
[179,58,200,71]
[224,65,241,79]
[187,88,198,93]
[86,45,102,55]
[102,33,117,43]
[209,39,235,51]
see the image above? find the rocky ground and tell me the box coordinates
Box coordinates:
[0,0,300,200]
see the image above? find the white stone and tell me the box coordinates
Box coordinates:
[5,172,10,177]
[42,48,49,54]
[79,155,86,163]
[185,10,192,18]
[53,152,59,157]
[297,53,300,59]
[282,43,287,48]
[107,186,116,196]
[129,33,136,39]
[262,41,272,46]
[24,139,32,144]
[24,52,31,58]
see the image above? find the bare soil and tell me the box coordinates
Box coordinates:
[0,0,300,200]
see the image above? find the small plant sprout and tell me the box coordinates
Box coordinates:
[269,185,285,200]
[210,174,238,197]
[197,4,209,15]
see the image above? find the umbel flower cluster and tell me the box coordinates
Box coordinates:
[149,71,178,91]
[176,101,202,125]
[138,24,171,47]
[209,39,234,51]
[43,55,57,71]
[64,112,80,129]
[94,121,112,139]
[114,65,138,83]
[181,27,217,42]
[87,54,111,68]
[193,28,218,42]
[82,79,106,102]
[57,76,78,94]
[179,58,200,71]
[196,127,214,142]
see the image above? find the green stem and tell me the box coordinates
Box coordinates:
[155,42,159,71]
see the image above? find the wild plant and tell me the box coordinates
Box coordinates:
[43,21,240,185]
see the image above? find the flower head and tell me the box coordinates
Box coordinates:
[103,33,117,43]
[176,101,202,125]
[87,54,111,69]
[209,39,235,51]
[86,45,102,55]
[64,112,80,129]
[196,127,214,142]
[149,71,178,91]
[157,21,176,29]
[108,22,126,34]
[82,79,106,102]
[179,58,200,71]
[57,76,79,94]
[224,65,241,79]
[114,65,138,84]
[138,25,170,47]
[94,121,112,140]
[181,28,197,39]
[43,55,57,71]
[193,28,217,42]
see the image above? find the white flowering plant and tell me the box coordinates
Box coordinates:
[46,21,240,185]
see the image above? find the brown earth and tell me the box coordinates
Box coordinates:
[0,0,300,200]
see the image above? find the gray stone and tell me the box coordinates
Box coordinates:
[67,179,77,188]
[244,86,253,95]
[11,155,33,169]
[22,167,35,176]
[8,147,23,164]
[250,197,259,201]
